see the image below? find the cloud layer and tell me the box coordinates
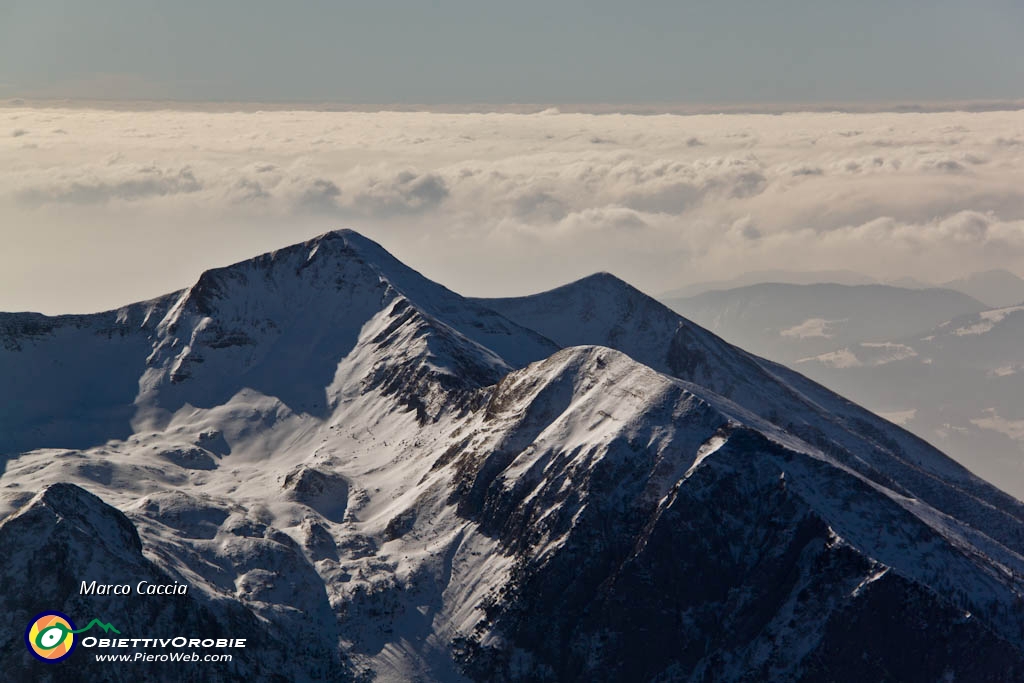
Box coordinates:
[2,106,1024,313]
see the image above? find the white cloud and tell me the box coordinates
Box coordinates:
[781,318,841,339]
[556,205,651,236]
[346,168,449,216]
[15,163,203,205]
[2,106,1024,312]
[878,409,917,426]
[971,409,1024,442]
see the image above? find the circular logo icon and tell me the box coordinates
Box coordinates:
[25,611,77,663]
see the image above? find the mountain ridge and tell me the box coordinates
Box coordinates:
[2,229,1024,681]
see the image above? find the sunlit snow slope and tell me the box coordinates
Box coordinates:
[2,230,1024,682]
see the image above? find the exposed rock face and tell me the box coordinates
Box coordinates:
[2,230,1024,682]
[0,483,351,682]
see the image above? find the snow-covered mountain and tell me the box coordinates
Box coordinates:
[3,230,1024,682]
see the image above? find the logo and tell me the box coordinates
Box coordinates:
[25,611,120,663]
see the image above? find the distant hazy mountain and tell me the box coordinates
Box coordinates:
[795,304,1024,495]
[666,268,1024,308]
[884,276,933,289]
[941,269,1024,309]
[662,282,986,365]
[3,232,1024,681]
[659,269,876,299]
[662,280,1024,500]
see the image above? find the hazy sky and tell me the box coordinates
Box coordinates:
[3,107,1024,314]
[2,4,1024,314]
[1,1,1023,104]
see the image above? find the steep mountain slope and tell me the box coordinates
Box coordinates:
[0,483,343,682]
[135,230,558,417]
[0,230,557,459]
[478,274,1024,547]
[447,350,1024,682]
[454,352,1024,683]
[0,294,179,456]
[2,230,1024,682]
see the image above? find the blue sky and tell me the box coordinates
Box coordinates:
[1,0,1022,104]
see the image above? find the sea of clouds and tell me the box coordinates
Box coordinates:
[3,106,1024,313]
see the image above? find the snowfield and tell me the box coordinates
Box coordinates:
[3,230,1024,682]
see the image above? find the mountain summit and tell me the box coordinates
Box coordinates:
[2,230,1024,682]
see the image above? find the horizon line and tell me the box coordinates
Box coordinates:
[5,96,1024,116]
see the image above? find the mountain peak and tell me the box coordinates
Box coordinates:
[163,227,447,333]
[299,227,396,265]
[183,228,407,300]
[573,270,629,285]
[532,270,643,298]
[7,482,143,555]
[7,231,1024,680]
[476,270,680,334]
[138,229,559,416]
